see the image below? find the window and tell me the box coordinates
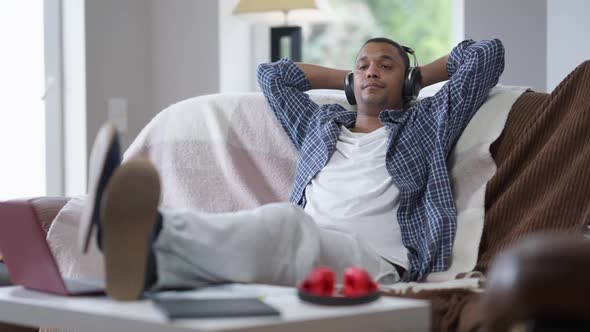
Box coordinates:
[0,2,46,199]
[0,0,63,199]
[303,0,452,69]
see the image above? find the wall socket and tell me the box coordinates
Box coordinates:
[108,97,128,134]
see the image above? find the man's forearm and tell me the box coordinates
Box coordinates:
[296,63,349,90]
[419,55,450,87]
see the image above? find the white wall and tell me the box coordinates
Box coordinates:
[63,0,219,195]
[463,0,590,92]
[464,0,547,92]
[84,0,152,156]
[218,0,269,92]
[451,0,464,46]
[219,0,252,92]
[547,0,590,91]
[151,0,219,113]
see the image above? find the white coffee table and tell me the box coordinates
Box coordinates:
[0,284,430,332]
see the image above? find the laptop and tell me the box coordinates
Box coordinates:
[0,200,104,296]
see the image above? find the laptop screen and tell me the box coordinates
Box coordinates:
[0,200,68,295]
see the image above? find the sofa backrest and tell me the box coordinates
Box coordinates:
[124,92,352,212]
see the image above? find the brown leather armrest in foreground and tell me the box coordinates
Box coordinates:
[481,232,590,332]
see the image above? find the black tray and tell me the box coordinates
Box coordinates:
[297,289,381,306]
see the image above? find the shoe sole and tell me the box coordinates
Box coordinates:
[101,159,160,301]
[79,124,121,253]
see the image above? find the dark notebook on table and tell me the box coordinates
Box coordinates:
[153,297,281,319]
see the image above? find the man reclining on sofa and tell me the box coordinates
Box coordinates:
[77,37,509,301]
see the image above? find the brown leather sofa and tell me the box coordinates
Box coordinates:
[481,232,590,332]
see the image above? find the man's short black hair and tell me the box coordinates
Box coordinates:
[362,37,410,71]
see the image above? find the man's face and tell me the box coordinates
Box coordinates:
[354,42,406,111]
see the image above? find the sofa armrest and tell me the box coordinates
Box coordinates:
[481,232,590,332]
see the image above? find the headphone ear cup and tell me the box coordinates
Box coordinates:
[344,72,356,106]
[403,67,422,104]
[299,266,336,297]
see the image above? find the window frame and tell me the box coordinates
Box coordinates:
[44,0,64,196]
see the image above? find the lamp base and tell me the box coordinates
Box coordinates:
[271,26,302,62]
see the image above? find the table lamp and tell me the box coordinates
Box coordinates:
[233,0,317,62]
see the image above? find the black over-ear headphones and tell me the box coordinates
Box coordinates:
[344,46,422,106]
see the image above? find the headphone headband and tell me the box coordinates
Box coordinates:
[402,46,419,67]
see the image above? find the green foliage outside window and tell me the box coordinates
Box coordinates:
[303,0,451,70]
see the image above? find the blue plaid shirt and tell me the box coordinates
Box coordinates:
[257,39,505,281]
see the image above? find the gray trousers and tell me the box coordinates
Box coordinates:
[153,203,400,289]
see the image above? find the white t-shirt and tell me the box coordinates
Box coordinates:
[304,125,409,268]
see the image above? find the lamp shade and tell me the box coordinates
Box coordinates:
[233,0,317,14]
